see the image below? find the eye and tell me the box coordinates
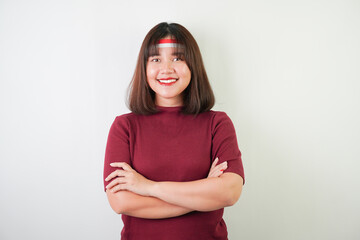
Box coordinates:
[173,57,182,62]
[150,58,160,62]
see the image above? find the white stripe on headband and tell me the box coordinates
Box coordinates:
[157,43,183,48]
[156,39,184,48]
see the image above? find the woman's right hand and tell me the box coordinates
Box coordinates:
[207,157,227,178]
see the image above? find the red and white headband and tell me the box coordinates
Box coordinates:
[156,39,184,48]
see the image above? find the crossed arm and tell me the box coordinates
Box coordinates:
[106,190,192,219]
[105,158,243,219]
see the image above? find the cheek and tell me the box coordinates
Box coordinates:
[180,65,191,80]
[146,65,157,80]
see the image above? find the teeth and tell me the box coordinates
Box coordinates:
[158,79,177,83]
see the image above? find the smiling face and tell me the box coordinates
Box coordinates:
[146,38,191,107]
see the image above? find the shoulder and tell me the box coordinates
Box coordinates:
[207,110,236,135]
[110,112,138,134]
[114,112,135,122]
[112,111,152,131]
[114,111,145,124]
[208,110,233,124]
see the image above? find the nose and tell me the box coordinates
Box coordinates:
[160,60,174,73]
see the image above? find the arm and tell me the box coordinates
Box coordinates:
[106,189,192,219]
[150,172,243,211]
[105,158,229,216]
[106,161,242,212]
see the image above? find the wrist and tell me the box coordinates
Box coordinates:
[147,181,160,198]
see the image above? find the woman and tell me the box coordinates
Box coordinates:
[103,22,245,240]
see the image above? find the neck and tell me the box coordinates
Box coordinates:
[155,96,183,107]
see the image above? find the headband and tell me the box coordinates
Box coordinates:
[156,39,184,48]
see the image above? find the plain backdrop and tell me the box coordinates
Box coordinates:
[0,0,359,239]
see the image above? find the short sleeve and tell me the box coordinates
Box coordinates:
[211,112,245,184]
[103,115,132,191]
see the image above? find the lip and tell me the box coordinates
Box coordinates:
[158,77,178,80]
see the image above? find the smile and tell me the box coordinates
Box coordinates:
[158,79,177,83]
[157,78,178,86]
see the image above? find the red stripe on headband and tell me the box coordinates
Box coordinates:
[157,39,179,44]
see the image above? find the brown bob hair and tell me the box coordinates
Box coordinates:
[127,22,215,115]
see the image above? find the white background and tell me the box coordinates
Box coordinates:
[1,0,359,239]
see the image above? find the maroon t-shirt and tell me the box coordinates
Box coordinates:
[103,106,245,240]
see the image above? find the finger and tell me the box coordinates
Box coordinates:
[211,170,223,178]
[208,171,218,178]
[219,164,228,172]
[220,161,228,171]
[208,158,219,176]
[110,183,127,193]
[212,165,228,177]
[212,161,228,172]
[209,162,228,178]
[210,157,219,169]
[208,168,219,178]
[110,162,133,171]
[105,169,127,181]
[106,177,127,190]
[209,169,223,178]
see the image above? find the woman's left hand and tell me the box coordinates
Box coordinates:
[105,162,154,196]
